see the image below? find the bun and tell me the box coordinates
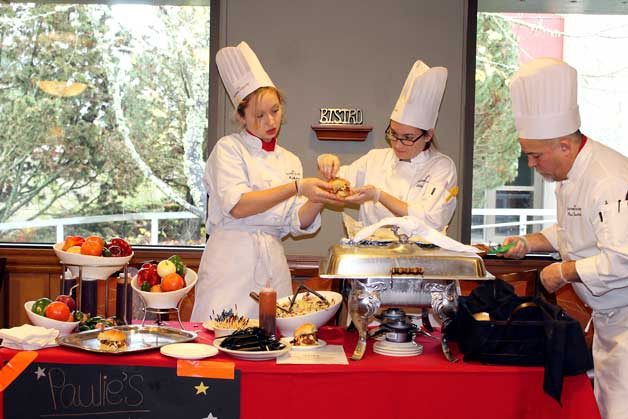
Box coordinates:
[330,178,351,198]
[292,323,318,346]
[97,329,127,351]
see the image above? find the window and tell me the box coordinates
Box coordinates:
[0,2,211,245]
[472,11,628,244]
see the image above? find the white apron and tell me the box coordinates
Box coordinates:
[190,131,320,321]
[190,228,293,321]
[592,307,628,419]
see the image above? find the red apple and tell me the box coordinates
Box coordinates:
[55,294,76,312]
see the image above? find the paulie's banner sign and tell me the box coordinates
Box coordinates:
[4,362,240,419]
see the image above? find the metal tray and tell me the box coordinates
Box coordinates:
[57,325,197,354]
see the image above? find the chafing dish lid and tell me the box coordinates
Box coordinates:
[319,243,494,280]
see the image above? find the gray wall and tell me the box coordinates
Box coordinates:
[215,0,472,256]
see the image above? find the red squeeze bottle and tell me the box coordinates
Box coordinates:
[259,283,277,336]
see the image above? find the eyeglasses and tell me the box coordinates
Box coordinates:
[385,128,426,146]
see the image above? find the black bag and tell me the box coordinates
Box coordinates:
[444,279,593,402]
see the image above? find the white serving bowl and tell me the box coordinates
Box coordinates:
[275,291,342,338]
[132,268,198,309]
[24,301,80,336]
[53,242,134,279]
[205,319,259,338]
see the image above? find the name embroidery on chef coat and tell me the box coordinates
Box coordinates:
[567,204,582,217]
[286,169,301,180]
[415,175,430,189]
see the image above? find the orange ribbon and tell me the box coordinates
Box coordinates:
[0,351,38,392]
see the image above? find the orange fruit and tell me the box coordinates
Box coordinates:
[161,273,185,292]
[44,301,71,322]
[85,235,105,247]
[150,284,162,292]
[80,239,103,256]
[62,235,85,251]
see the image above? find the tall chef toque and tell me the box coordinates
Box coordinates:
[391,60,448,130]
[216,41,275,107]
[509,58,581,140]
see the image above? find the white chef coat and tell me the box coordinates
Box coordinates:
[190,131,321,322]
[540,138,628,419]
[337,147,457,231]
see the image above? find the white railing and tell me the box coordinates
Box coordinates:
[0,208,556,245]
[471,208,556,240]
[0,211,200,245]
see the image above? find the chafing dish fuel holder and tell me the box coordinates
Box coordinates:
[319,241,494,361]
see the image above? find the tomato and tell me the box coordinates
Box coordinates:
[55,294,76,312]
[45,301,71,322]
[161,273,185,292]
[32,297,53,316]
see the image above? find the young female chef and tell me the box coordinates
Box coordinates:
[190,42,339,321]
[318,60,458,232]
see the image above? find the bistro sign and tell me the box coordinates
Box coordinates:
[319,108,363,125]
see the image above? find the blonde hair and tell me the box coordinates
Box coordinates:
[234,86,285,128]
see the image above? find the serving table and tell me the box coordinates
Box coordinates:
[0,323,600,419]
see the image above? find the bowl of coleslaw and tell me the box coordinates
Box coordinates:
[275,291,342,338]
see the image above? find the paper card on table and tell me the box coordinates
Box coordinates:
[276,345,348,365]
[177,359,235,379]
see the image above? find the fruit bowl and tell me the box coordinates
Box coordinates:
[53,243,134,279]
[275,291,343,337]
[24,301,79,336]
[132,268,198,309]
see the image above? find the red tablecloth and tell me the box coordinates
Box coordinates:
[0,323,600,419]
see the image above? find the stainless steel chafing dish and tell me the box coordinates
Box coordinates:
[319,237,494,361]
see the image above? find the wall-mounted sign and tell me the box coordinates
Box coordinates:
[319,108,363,125]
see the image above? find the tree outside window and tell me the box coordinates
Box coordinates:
[0,3,210,245]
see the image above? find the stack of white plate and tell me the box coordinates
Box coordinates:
[373,340,423,357]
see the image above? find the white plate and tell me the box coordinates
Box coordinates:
[281,338,327,351]
[160,343,218,360]
[213,337,290,361]
[373,341,423,355]
[374,348,422,357]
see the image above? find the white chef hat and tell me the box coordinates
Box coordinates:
[390,60,448,130]
[509,58,580,140]
[215,41,275,107]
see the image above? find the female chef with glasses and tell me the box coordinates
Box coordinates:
[318,60,458,231]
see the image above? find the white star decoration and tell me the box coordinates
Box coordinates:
[34,366,46,380]
[202,412,218,419]
[194,381,209,395]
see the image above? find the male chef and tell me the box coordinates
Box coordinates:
[501,57,628,419]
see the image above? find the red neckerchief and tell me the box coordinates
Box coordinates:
[246,129,276,152]
[578,134,587,153]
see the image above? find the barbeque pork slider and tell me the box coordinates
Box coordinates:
[292,323,318,346]
[97,329,128,351]
[330,178,351,198]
